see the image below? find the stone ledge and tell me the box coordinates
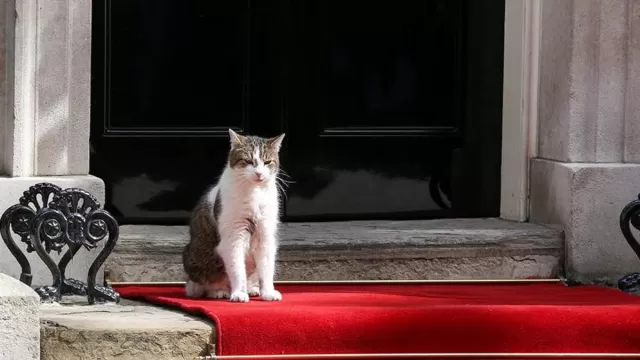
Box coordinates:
[40,297,214,360]
[530,159,640,283]
[107,218,564,282]
[0,273,40,360]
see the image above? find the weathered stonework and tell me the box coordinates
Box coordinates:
[530,159,640,283]
[538,0,640,163]
[40,298,214,360]
[531,0,640,283]
[0,273,40,360]
[106,219,564,283]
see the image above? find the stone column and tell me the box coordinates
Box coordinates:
[0,0,105,286]
[530,0,640,283]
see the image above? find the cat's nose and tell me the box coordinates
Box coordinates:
[255,171,265,181]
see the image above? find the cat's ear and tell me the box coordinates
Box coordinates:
[228,128,245,147]
[267,133,285,152]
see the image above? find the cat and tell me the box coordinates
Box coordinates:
[182,129,286,302]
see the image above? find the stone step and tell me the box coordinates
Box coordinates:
[105,218,564,282]
[40,297,215,360]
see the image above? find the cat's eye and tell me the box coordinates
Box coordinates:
[264,160,274,165]
[243,159,252,165]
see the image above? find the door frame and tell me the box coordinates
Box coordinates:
[500,0,541,222]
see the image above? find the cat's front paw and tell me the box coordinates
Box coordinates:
[260,289,282,301]
[229,290,250,303]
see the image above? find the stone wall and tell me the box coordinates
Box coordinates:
[6,0,92,177]
[531,0,640,283]
[0,0,12,175]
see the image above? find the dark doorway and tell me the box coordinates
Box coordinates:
[90,0,505,224]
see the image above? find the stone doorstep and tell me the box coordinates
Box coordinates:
[40,219,563,360]
[106,218,565,282]
[40,297,215,360]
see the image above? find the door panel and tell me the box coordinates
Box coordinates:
[91,0,282,224]
[282,0,463,220]
[318,1,459,130]
[106,0,249,133]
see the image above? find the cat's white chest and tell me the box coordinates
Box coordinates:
[217,170,279,227]
[248,188,274,220]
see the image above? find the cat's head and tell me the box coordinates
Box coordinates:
[227,129,285,184]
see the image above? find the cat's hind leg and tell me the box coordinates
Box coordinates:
[204,277,231,299]
[185,280,206,298]
[245,254,260,297]
[247,270,261,297]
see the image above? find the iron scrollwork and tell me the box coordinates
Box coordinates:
[0,183,120,304]
[618,194,640,294]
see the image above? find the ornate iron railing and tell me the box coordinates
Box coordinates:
[619,194,640,294]
[0,182,120,304]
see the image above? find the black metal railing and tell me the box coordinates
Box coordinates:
[0,183,120,304]
[619,194,640,294]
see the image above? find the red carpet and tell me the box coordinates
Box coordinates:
[114,282,640,357]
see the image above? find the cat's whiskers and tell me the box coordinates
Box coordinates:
[278,169,293,180]
[275,179,288,200]
[277,169,294,184]
[276,175,293,186]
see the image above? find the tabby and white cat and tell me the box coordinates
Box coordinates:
[182,129,285,302]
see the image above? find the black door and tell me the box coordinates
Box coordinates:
[91,0,504,224]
